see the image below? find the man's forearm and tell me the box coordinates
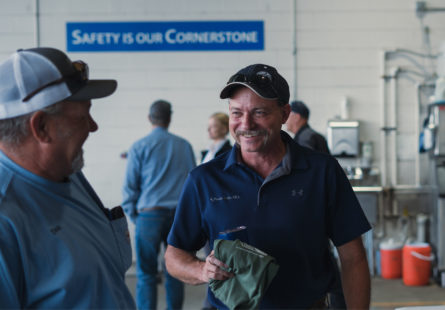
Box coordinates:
[164,245,206,285]
[341,257,371,309]
[338,237,371,309]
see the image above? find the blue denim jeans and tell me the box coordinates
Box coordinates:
[135,208,184,310]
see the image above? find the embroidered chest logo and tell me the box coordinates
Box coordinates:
[210,195,240,202]
[291,189,304,197]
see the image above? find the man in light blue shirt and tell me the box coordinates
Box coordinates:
[122,99,196,310]
[0,47,135,309]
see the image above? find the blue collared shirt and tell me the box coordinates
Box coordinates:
[0,150,136,309]
[168,131,371,309]
[122,127,196,223]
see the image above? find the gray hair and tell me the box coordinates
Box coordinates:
[0,101,64,147]
[149,99,172,127]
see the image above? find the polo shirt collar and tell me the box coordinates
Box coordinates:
[283,131,310,171]
[223,144,240,171]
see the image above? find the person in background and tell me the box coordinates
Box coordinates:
[0,47,135,309]
[200,112,232,310]
[286,100,330,154]
[201,112,232,163]
[122,99,196,310]
[165,63,371,309]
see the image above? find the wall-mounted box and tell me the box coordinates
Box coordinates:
[327,120,360,157]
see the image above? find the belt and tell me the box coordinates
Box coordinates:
[139,206,170,212]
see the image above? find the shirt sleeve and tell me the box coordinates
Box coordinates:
[0,217,23,308]
[296,129,317,151]
[304,138,318,151]
[326,157,371,246]
[121,146,142,224]
[167,172,206,251]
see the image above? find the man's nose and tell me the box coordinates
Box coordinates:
[89,115,98,132]
[240,113,254,129]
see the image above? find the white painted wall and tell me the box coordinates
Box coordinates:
[1,0,445,206]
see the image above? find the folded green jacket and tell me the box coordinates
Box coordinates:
[209,239,280,310]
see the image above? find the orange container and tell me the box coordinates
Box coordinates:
[402,243,433,286]
[380,242,403,279]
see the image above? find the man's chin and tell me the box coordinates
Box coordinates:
[71,151,85,174]
[71,161,84,174]
[239,142,263,153]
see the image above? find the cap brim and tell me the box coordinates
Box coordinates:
[220,82,277,101]
[67,79,117,101]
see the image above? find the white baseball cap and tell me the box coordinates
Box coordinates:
[0,47,117,120]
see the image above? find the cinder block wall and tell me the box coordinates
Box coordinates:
[1,0,444,210]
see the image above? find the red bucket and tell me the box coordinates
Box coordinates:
[402,243,434,286]
[380,242,403,279]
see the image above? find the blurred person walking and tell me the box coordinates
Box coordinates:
[122,99,196,310]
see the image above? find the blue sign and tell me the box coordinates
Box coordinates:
[66,21,264,52]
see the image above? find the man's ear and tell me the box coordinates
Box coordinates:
[282,103,291,124]
[29,111,51,143]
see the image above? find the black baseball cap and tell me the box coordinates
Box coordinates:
[220,64,290,106]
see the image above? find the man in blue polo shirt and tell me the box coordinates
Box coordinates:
[165,64,371,309]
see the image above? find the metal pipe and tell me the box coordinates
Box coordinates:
[416,1,445,19]
[377,189,385,238]
[415,83,422,186]
[390,67,400,187]
[379,50,399,187]
[34,0,40,47]
[379,51,389,187]
[395,48,438,59]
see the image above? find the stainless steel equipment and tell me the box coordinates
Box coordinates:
[327,120,360,157]
[426,102,445,285]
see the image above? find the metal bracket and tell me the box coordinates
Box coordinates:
[416,1,445,19]
[381,127,397,133]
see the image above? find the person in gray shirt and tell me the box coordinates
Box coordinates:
[286,100,330,154]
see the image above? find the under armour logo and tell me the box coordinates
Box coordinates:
[292,189,304,197]
[50,225,61,234]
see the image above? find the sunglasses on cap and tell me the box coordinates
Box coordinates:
[22,60,89,102]
[227,70,278,97]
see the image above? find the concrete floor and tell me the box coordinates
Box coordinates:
[125,274,206,310]
[125,274,445,310]
[370,277,445,310]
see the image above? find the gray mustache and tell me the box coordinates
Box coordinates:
[235,130,267,137]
